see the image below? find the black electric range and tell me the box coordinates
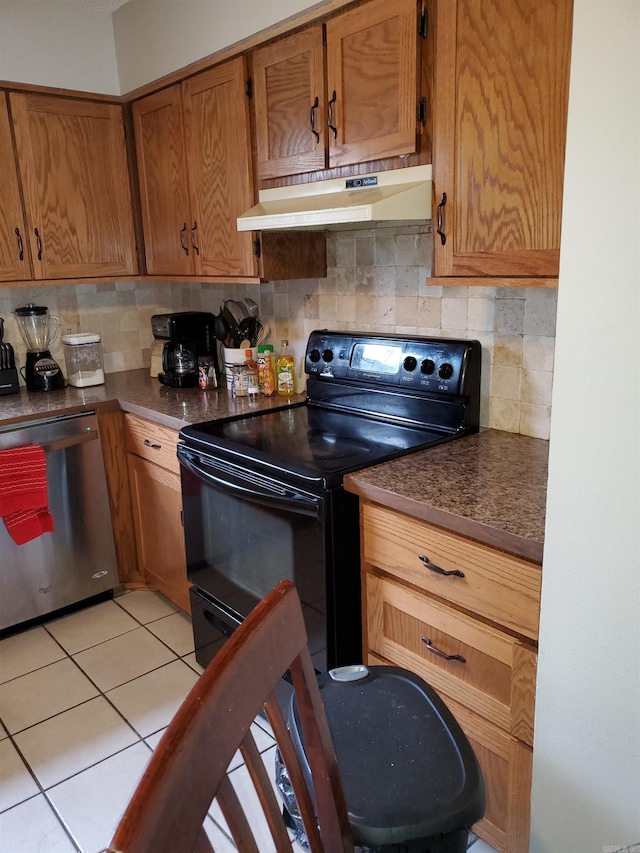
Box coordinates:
[178,331,481,672]
[181,330,481,488]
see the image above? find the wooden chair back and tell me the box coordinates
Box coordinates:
[108,579,353,853]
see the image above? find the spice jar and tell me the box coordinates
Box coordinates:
[198,356,217,390]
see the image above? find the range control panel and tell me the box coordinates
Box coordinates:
[305,331,481,396]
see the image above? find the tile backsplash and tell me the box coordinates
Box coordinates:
[0,224,556,439]
[263,225,556,440]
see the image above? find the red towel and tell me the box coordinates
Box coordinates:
[0,444,55,545]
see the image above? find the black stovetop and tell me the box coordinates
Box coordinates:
[180,403,451,489]
[179,331,482,491]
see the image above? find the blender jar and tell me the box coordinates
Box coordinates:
[61,333,105,387]
[15,304,60,352]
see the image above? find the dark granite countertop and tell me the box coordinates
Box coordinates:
[344,429,548,564]
[1,373,546,563]
[0,368,305,431]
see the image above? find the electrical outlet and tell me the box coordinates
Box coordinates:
[63,323,78,335]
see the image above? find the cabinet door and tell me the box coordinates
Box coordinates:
[10,93,137,280]
[435,690,533,853]
[326,0,421,167]
[432,0,572,279]
[132,85,193,276]
[128,452,189,613]
[252,26,326,179]
[183,58,256,277]
[0,93,31,282]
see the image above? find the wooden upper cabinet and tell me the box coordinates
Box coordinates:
[132,85,192,276]
[10,93,137,280]
[251,0,428,181]
[133,58,258,278]
[431,0,573,281]
[0,93,31,282]
[326,0,422,168]
[252,27,326,180]
[183,59,257,278]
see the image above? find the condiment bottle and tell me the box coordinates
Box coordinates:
[244,349,260,399]
[276,339,296,397]
[258,344,275,396]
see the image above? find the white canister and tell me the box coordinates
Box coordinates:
[223,346,254,392]
[61,333,105,387]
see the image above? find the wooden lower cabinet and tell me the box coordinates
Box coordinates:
[361,501,540,853]
[125,414,189,612]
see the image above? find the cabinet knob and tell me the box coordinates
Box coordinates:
[144,439,162,449]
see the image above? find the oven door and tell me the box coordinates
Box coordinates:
[178,444,330,669]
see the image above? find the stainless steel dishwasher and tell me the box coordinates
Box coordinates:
[0,411,117,632]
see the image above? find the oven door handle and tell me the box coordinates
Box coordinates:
[179,448,323,519]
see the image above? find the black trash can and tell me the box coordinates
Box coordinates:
[278,664,485,852]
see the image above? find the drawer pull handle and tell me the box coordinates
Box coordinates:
[143,439,162,449]
[180,222,189,256]
[15,227,24,260]
[436,192,447,246]
[328,89,338,139]
[422,637,466,663]
[310,96,320,142]
[419,554,465,578]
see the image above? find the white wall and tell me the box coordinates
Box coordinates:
[0,0,119,93]
[530,2,640,850]
[113,0,322,93]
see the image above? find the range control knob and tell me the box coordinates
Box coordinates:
[439,362,454,380]
[403,356,417,372]
[421,358,435,375]
[322,349,334,363]
[309,348,321,363]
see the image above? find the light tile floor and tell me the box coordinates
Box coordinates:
[0,589,498,853]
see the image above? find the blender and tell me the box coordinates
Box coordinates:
[15,304,65,391]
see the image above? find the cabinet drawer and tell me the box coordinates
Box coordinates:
[366,574,536,745]
[368,653,532,853]
[125,414,181,475]
[362,503,541,639]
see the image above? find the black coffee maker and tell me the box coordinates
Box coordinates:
[151,312,218,388]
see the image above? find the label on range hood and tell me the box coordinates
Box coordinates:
[345,176,378,189]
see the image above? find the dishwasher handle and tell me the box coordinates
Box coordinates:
[39,430,99,453]
[0,412,100,453]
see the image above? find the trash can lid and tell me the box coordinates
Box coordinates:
[290,665,485,847]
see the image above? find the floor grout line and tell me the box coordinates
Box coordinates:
[0,590,292,853]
